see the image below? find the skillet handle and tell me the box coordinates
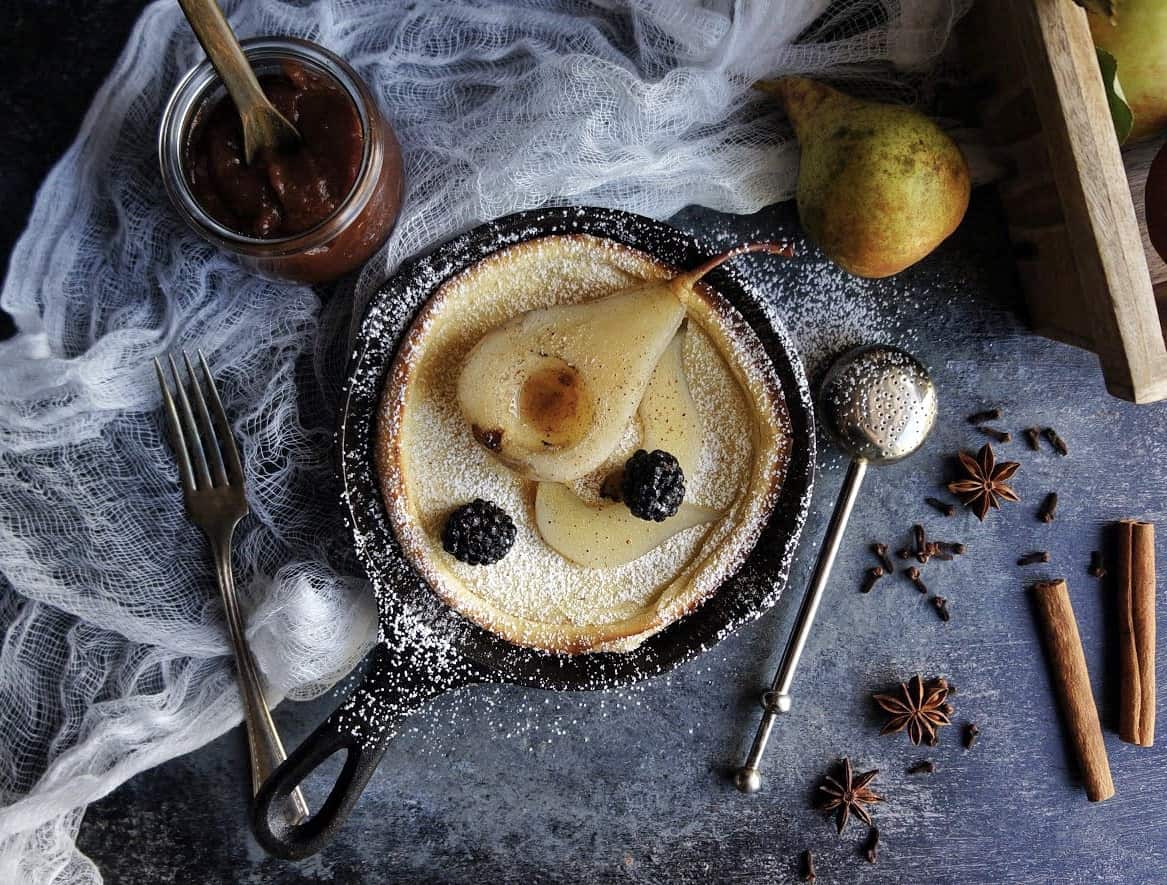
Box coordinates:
[251,643,476,859]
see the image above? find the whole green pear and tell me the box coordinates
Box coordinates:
[1090,0,1167,142]
[759,77,970,278]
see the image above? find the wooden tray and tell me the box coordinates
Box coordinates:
[961,0,1167,403]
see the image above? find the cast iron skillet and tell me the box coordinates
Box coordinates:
[252,207,815,859]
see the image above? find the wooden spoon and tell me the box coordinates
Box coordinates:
[177,0,300,164]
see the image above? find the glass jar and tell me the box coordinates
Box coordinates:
[159,37,404,284]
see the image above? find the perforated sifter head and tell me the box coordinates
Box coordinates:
[818,344,937,464]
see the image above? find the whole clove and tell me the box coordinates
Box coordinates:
[1024,427,1041,450]
[1043,427,1069,456]
[864,828,880,864]
[925,496,956,517]
[1088,550,1106,579]
[860,566,884,593]
[967,408,1001,425]
[1018,550,1051,566]
[1038,492,1059,523]
[907,760,936,774]
[871,543,895,575]
[925,541,954,561]
[978,426,1012,444]
[913,524,928,563]
[907,566,928,593]
[897,547,914,560]
[932,596,950,621]
[941,541,967,556]
[801,849,815,882]
[964,722,980,749]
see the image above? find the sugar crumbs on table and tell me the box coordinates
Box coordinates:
[932,596,950,622]
[800,849,816,882]
[871,542,895,574]
[1024,427,1041,451]
[967,408,1001,425]
[1088,550,1107,578]
[964,722,980,750]
[860,566,884,593]
[1018,550,1050,566]
[864,827,880,864]
[907,759,936,774]
[925,496,956,517]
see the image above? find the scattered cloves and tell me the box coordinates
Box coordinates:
[967,408,1001,425]
[932,596,950,622]
[907,760,936,774]
[1024,427,1041,451]
[925,496,956,517]
[871,543,895,575]
[1037,492,1059,524]
[925,541,954,561]
[864,828,880,864]
[913,524,928,563]
[978,426,1012,444]
[906,566,928,593]
[801,849,815,882]
[1043,427,1068,456]
[964,722,980,750]
[1017,550,1050,566]
[860,566,884,593]
[1088,550,1106,579]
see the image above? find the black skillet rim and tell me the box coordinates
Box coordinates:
[338,206,816,692]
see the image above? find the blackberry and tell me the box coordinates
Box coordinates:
[621,449,685,522]
[441,499,516,565]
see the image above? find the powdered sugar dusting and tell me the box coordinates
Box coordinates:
[384,235,778,648]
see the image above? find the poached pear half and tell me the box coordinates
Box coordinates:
[456,243,790,482]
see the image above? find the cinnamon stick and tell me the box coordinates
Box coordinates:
[1031,579,1115,802]
[1117,520,1156,747]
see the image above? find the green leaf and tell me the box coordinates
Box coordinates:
[1097,48,1133,145]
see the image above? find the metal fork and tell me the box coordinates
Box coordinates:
[155,351,309,826]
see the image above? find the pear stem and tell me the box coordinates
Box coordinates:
[676,242,795,290]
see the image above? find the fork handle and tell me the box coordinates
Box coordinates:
[210,535,310,826]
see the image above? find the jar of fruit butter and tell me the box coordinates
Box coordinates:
[159,37,404,283]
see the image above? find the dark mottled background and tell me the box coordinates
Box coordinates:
[4,3,1167,884]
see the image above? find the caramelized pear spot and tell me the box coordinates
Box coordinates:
[518,361,594,448]
[472,424,504,451]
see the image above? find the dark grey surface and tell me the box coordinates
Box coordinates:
[7,4,1167,885]
[75,196,1167,884]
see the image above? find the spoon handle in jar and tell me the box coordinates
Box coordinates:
[734,457,868,793]
[176,0,300,163]
[177,0,267,109]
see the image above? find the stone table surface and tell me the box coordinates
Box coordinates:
[6,4,1167,885]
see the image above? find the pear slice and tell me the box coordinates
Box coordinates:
[639,323,701,480]
[457,243,792,483]
[534,482,720,569]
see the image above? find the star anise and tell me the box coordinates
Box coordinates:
[817,758,882,834]
[873,675,954,746]
[947,443,1019,521]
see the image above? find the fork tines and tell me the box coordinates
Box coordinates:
[154,351,244,493]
